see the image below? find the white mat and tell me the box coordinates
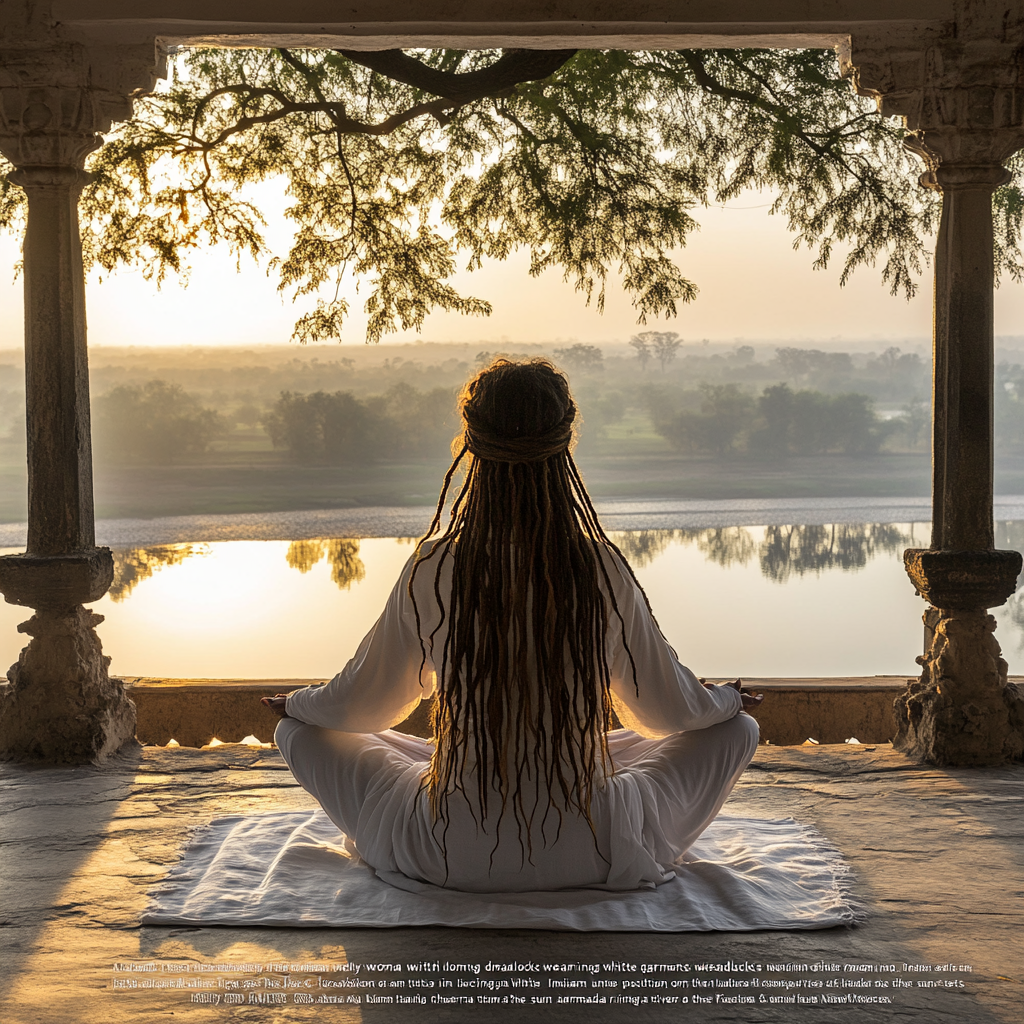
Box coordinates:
[143,810,864,932]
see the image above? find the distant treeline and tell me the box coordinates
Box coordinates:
[91,379,458,464]
[93,381,226,463]
[651,383,914,458]
[47,340,1024,465]
[262,383,457,464]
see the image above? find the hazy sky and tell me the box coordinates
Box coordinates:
[2,181,1024,352]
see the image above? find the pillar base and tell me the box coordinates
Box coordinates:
[895,606,1024,766]
[0,550,135,764]
[0,605,137,763]
[0,548,113,608]
[903,548,1022,610]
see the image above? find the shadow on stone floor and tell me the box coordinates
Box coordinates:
[0,743,144,984]
[2,743,1021,1023]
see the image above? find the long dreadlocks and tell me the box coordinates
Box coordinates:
[409,358,652,857]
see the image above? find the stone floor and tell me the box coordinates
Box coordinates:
[2,742,1022,1024]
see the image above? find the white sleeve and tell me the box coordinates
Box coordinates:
[284,556,435,732]
[603,552,743,737]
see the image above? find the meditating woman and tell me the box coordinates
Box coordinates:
[262,358,762,893]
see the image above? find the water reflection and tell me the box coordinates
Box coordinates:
[93,523,1024,603]
[8,520,1023,678]
[688,527,759,569]
[110,544,210,602]
[611,523,923,582]
[285,538,366,590]
[612,527,757,569]
[759,523,914,581]
[995,520,1024,552]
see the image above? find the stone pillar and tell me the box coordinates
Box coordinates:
[0,42,163,762]
[845,6,1024,764]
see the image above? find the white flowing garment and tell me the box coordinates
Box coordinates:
[281,545,756,893]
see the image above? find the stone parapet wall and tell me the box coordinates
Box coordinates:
[120,676,958,748]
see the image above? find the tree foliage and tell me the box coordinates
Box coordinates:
[632,331,683,371]
[262,390,390,463]
[92,380,225,463]
[262,382,456,463]
[3,45,1023,342]
[750,383,888,456]
[657,383,756,456]
[553,343,604,371]
[655,381,891,457]
[628,336,654,372]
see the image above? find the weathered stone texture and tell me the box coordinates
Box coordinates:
[4,742,1023,1023]
[0,606,137,763]
[0,31,161,764]
[895,607,1024,765]
[846,2,1024,182]
[0,40,165,169]
[904,548,1022,609]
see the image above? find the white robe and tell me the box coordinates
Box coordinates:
[278,546,758,893]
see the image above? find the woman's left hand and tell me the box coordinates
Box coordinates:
[260,694,291,719]
[703,678,764,708]
[728,678,764,708]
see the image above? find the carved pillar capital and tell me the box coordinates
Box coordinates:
[843,7,1024,189]
[7,165,91,192]
[0,40,165,173]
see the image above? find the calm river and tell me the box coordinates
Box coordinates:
[3,498,1024,679]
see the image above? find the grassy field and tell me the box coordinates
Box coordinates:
[0,432,955,523]
[6,341,1024,523]
[9,408,1024,523]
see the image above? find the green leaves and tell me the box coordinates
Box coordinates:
[92,381,226,463]
[1,45,1017,342]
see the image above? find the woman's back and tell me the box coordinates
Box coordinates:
[274,357,754,893]
[406,359,624,860]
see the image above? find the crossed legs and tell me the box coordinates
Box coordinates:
[274,719,433,839]
[275,712,759,880]
[607,712,760,860]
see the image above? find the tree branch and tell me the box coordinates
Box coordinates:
[182,91,462,152]
[336,48,578,103]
